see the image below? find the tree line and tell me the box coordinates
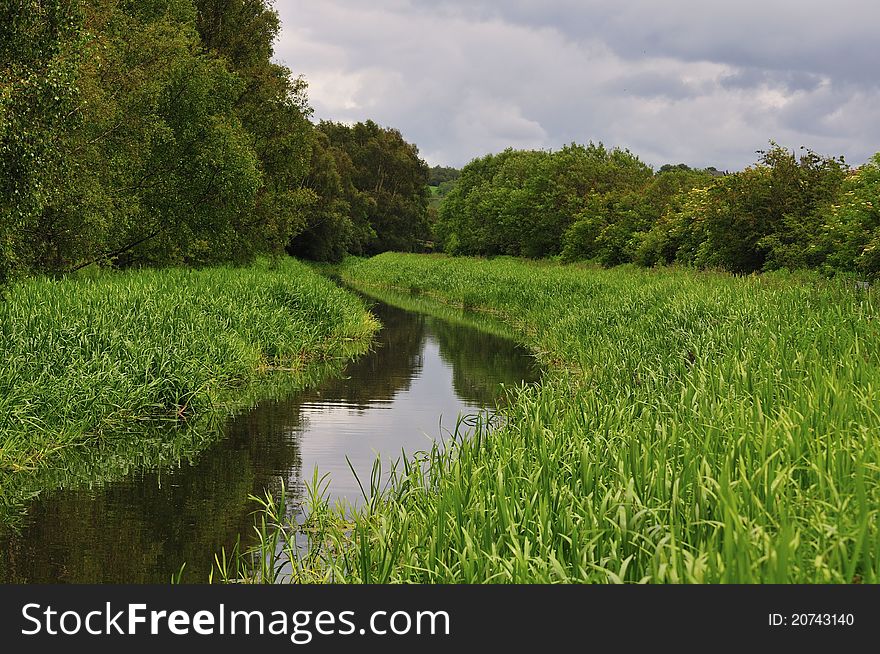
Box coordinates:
[5,1,877,284]
[0,0,430,286]
[435,143,880,278]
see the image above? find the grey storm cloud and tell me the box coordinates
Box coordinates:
[720,70,825,94]
[273,0,880,170]
[604,72,702,101]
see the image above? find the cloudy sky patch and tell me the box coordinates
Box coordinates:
[274,1,880,169]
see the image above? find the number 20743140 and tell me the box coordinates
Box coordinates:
[768,613,854,627]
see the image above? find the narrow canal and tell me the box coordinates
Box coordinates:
[0,293,539,582]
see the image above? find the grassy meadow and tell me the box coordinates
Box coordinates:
[0,259,377,518]
[224,253,880,583]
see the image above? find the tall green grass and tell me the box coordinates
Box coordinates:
[0,259,378,518]
[222,253,880,583]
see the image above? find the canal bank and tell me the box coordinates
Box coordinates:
[0,290,539,582]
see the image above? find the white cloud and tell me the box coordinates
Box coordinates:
[273,1,880,169]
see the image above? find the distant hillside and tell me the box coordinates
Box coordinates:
[428,165,461,186]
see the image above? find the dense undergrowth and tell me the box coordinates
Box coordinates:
[0,259,378,521]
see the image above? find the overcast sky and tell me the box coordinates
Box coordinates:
[273,1,880,170]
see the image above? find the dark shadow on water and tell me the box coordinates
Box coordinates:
[0,296,539,583]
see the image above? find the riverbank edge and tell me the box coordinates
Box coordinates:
[216,252,879,584]
[212,259,558,584]
[0,260,380,527]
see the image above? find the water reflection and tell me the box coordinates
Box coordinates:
[0,296,539,583]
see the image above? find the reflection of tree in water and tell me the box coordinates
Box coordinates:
[0,413,304,583]
[428,317,541,406]
[0,301,427,583]
[297,301,427,409]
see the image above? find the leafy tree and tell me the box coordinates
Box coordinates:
[439,143,653,259]
[816,154,880,278]
[0,0,85,283]
[0,0,446,275]
[658,163,692,173]
[635,185,713,267]
[320,120,430,254]
[636,144,846,273]
[434,151,505,256]
[287,130,374,262]
[562,190,647,265]
[67,0,263,269]
[695,145,844,273]
[622,168,715,266]
[194,0,315,258]
[754,146,848,272]
[1,0,271,275]
[555,145,655,263]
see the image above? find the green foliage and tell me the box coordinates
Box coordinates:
[437,143,653,258]
[3,0,874,282]
[436,141,876,278]
[0,0,276,276]
[317,120,430,255]
[636,185,713,267]
[427,165,460,186]
[0,0,86,284]
[2,0,432,272]
[0,259,377,504]
[815,155,880,278]
[724,146,845,272]
[427,178,458,216]
[658,163,693,173]
[287,130,366,262]
[227,253,879,584]
[194,0,316,259]
[621,145,848,274]
[629,168,716,266]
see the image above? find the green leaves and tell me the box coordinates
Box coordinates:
[435,140,877,279]
[436,144,654,259]
[1,0,323,279]
[0,0,85,283]
[292,120,430,259]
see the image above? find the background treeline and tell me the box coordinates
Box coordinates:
[427,164,460,213]
[0,0,429,286]
[290,120,429,261]
[435,143,880,277]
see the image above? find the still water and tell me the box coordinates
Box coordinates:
[0,294,539,583]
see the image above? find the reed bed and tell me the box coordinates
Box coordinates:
[222,253,880,583]
[0,259,378,513]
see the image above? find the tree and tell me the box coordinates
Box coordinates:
[815,154,880,278]
[636,144,847,273]
[438,143,653,259]
[319,120,430,254]
[554,144,653,263]
[1,0,273,275]
[194,0,315,259]
[1,1,440,273]
[0,0,85,283]
[68,0,263,269]
[695,144,845,273]
[427,165,460,186]
[287,130,373,262]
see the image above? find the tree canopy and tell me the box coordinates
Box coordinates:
[431,140,877,278]
[428,165,460,186]
[3,3,878,281]
[435,144,654,258]
[1,0,431,283]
